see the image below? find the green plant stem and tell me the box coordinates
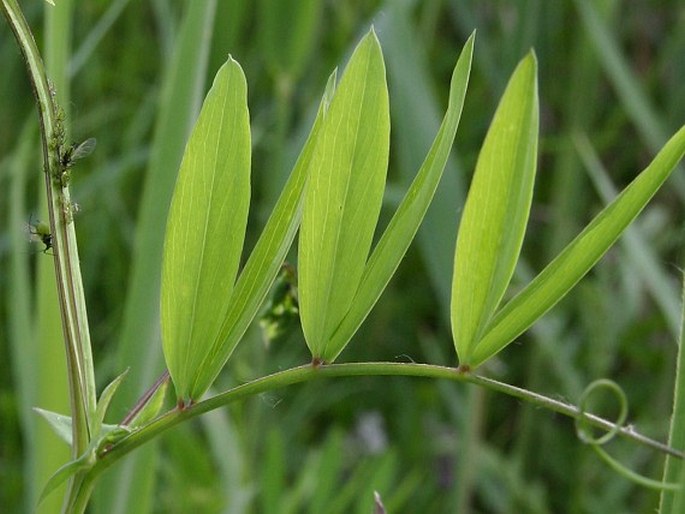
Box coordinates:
[1,0,96,463]
[660,274,685,512]
[2,2,97,511]
[61,472,97,514]
[93,362,683,477]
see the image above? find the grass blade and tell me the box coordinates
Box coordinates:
[573,0,685,199]
[299,29,390,362]
[659,275,685,512]
[451,52,539,366]
[471,124,685,368]
[258,0,322,80]
[101,3,217,512]
[6,121,40,512]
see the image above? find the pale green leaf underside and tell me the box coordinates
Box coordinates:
[185,70,338,400]
[161,57,251,401]
[470,123,685,368]
[451,51,539,365]
[325,32,476,362]
[299,29,390,360]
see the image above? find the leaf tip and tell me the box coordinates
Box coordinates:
[364,25,383,50]
[462,31,476,59]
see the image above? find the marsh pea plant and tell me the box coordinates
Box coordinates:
[3,1,685,512]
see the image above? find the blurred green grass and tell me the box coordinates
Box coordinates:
[2,1,685,512]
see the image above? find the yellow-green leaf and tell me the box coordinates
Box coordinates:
[451,52,539,367]
[325,32,475,362]
[161,57,251,403]
[184,70,338,400]
[470,124,685,368]
[299,29,390,362]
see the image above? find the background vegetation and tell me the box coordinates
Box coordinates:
[1,0,684,512]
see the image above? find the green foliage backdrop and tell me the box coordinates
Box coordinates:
[2,1,685,513]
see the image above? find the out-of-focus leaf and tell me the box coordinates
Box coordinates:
[451,52,539,367]
[259,264,299,345]
[374,491,387,514]
[161,57,251,403]
[258,0,322,80]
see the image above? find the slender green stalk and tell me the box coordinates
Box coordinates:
[1,1,96,512]
[90,362,683,479]
[1,0,96,452]
[41,2,79,513]
[659,273,685,512]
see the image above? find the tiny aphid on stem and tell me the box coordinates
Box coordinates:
[28,215,53,255]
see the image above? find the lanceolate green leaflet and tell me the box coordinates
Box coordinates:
[470,124,685,368]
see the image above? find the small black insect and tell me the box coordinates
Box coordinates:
[61,137,96,169]
[28,216,53,255]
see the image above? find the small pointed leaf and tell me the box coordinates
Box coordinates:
[451,52,539,366]
[161,57,251,402]
[299,29,390,361]
[34,408,73,446]
[471,124,685,368]
[125,376,170,427]
[36,451,95,507]
[93,368,128,434]
[36,422,131,507]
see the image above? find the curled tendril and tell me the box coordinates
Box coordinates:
[575,378,680,492]
[575,378,628,446]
